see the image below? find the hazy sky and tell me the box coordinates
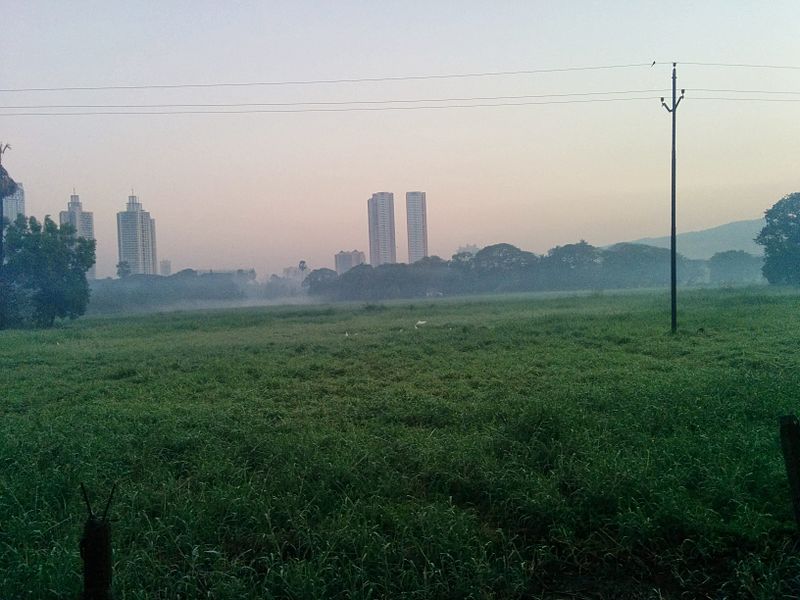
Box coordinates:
[2,1,799,278]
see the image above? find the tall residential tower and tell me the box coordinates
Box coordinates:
[406,191,428,264]
[367,192,396,266]
[60,192,96,278]
[2,182,24,225]
[334,250,366,275]
[117,194,157,275]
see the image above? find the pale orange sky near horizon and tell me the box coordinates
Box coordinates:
[2,1,799,278]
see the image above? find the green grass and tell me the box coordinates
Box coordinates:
[2,287,800,598]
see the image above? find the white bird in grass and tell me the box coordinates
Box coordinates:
[414,320,427,329]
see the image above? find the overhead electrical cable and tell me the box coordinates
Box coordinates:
[0,95,663,116]
[3,61,799,95]
[692,97,800,102]
[3,88,800,111]
[677,62,800,71]
[0,63,655,93]
[692,88,800,95]
[0,89,671,110]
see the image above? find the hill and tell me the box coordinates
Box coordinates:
[629,218,765,259]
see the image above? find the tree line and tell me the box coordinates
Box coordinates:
[303,241,765,301]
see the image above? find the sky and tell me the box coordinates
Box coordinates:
[2,1,799,278]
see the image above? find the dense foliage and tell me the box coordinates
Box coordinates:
[756,192,800,284]
[709,250,764,285]
[1,215,95,328]
[1,289,798,598]
[306,241,727,300]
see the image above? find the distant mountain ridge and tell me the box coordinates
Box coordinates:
[627,218,765,259]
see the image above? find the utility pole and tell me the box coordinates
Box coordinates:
[661,64,684,334]
[0,142,10,274]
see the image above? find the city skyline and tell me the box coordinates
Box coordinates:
[3,3,799,278]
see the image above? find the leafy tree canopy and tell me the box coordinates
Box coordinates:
[304,268,338,295]
[116,261,131,279]
[2,215,95,328]
[708,250,763,285]
[756,192,800,284]
[473,243,537,273]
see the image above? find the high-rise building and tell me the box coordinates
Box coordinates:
[59,192,96,279]
[160,259,172,277]
[367,192,396,266]
[116,194,157,275]
[406,191,428,264]
[335,250,366,275]
[2,182,25,225]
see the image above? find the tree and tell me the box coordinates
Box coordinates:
[601,243,671,288]
[0,161,20,329]
[3,215,96,327]
[116,261,131,279]
[708,250,764,285]
[471,244,539,292]
[541,240,600,289]
[756,192,800,284]
[304,268,338,296]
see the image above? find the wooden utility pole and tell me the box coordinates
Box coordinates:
[661,65,684,333]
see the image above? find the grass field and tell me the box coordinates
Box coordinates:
[2,288,800,599]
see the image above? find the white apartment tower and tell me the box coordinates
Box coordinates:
[406,191,428,264]
[367,192,396,266]
[60,192,96,279]
[2,182,25,225]
[335,250,366,275]
[117,194,157,275]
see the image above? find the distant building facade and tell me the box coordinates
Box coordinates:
[367,192,396,266]
[456,244,480,256]
[116,194,157,275]
[59,192,96,279]
[160,259,172,277]
[335,250,366,275]
[2,182,25,224]
[406,191,428,264]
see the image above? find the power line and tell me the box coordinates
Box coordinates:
[4,88,800,111]
[2,95,798,117]
[0,89,671,110]
[678,61,800,71]
[0,63,655,93]
[692,97,800,102]
[693,88,800,95]
[0,96,662,116]
[3,61,799,95]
